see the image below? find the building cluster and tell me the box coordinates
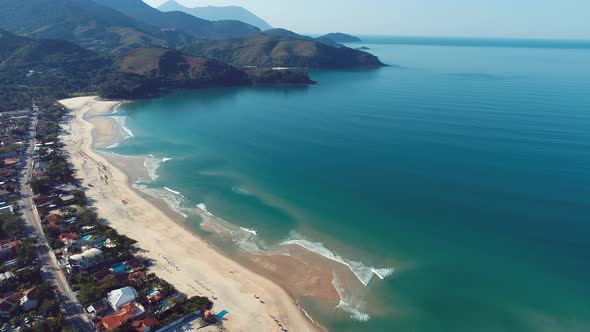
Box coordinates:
[24,105,217,330]
[0,110,33,216]
[1,106,69,331]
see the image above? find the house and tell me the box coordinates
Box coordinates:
[59,195,76,205]
[58,232,80,245]
[106,287,137,311]
[0,240,21,261]
[45,213,62,226]
[54,184,78,193]
[68,248,103,271]
[0,271,15,282]
[0,287,38,318]
[99,303,145,330]
[131,317,159,332]
[0,205,13,215]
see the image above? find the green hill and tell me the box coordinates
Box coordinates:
[263,28,342,47]
[94,0,260,39]
[0,0,194,53]
[182,34,385,69]
[320,33,362,43]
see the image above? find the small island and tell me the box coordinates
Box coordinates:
[320,33,363,43]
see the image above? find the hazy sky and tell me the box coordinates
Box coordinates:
[144,0,590,39]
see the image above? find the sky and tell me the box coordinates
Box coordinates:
[144,0,590,40]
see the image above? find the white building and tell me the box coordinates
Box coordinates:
[68,248,103,270]
[106,287,137,311]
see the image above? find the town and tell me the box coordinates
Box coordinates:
[1,102,224,331]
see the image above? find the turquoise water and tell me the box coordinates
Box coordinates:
[111,38,590,331]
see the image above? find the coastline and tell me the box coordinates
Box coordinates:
[59,96,323,332]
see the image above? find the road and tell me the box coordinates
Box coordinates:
[18,114,94,331]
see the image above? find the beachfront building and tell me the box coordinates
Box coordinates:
[67,247,103,272]
[107,286,137,311]
[99,302,145,330]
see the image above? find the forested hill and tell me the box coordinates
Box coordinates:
[0,30,314,109]
[183,34,385,69]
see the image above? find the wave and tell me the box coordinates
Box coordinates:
[133,183,187,218]
[372,267,395,280]
[144,157,162,181]
[239,227,258,236]
[143,156,173,182]
[195,203,264,254]
[111,116,135,139]
[332,273,371,322]
[164,187,183,196]
[281,231,393,286]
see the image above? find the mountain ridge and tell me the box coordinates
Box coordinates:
[182,33,385,69]
[158,0,273,31]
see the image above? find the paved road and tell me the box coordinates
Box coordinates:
[18,114,94,331]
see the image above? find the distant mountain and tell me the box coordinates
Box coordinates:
[0,0,192,53]
[158,0,273,31]
[320,33,362,43]
[94,0,260,39]
[263,28,342,47]
[182,34,385,69]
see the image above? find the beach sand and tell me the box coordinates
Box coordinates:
[59,96,323,332]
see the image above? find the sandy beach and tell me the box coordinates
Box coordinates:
[59,96,322,332]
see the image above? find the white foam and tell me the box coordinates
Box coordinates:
[195,203,265,254]
[112,116,135,139]
[372,267,395,280]
[133,183,187,218]
[332,273,371,322]
[164,187,183,196]
[239,227,258,236]
[281,232,393,286]
[144,157,162,181]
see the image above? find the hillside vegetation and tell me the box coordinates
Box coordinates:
[183,34,384,69]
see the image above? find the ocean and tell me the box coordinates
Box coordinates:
[106,37,590,331]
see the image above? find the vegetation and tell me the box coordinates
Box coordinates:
[182,34,385,69]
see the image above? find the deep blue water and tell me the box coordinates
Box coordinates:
[111,38,590,331]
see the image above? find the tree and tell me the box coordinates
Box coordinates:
[78,282,105,305]
[29,178,51,195]
[0,213,26,238]
[40,300,60,317]
[72,190,87,206]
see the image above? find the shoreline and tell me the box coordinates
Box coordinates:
[59,96,324,332]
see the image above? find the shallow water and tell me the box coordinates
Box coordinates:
[110,37,590,331]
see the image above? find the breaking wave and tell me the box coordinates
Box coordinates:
[195,203,264,254]
[111,116,135,139]
[133,183,187,218]
[144,156,173,182]
[333,273,371,322]
[281,231,393,286]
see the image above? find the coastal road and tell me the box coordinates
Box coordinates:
[18,114,94,332]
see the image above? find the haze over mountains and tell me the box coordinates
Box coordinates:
[158,0,273,31]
